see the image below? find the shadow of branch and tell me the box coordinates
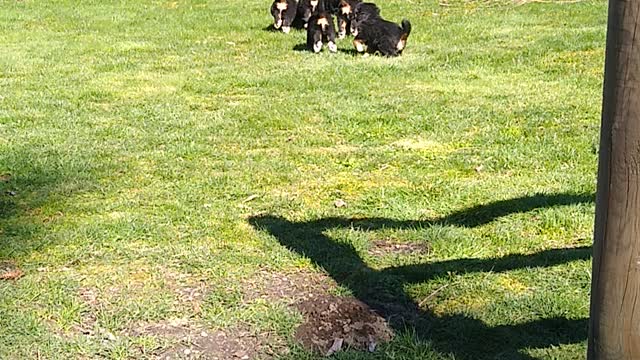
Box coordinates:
[248,192,593,358]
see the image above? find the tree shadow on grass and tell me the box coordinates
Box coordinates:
[248,192,594,359]
[0,145,95,260]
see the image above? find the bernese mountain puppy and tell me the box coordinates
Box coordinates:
[349,2,379,35]
[298,0,321,28]
[270,0,298,33]
[335,0,361,39]
[306,10,337,53]
[350,2,411,56]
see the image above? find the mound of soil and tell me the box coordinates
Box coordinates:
[294,294,393,355]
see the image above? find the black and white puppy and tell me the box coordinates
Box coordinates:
[306,9,337,53]
[335,0,361,39]
[298,0,321,28]
[350,2,411,56]
[271,0,298,33]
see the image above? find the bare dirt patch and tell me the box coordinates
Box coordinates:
[243,269,337,304]
[76,287,100,335]
[294,295,394,355]
[164,270,208,315]
[368,240,430,257]
[129,319,283,360]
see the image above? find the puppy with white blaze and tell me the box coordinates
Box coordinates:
[306,9,338,53]
[335,0,361,39]
[350,2,411,56]
[271,0,298,33]
[298,0,321,28]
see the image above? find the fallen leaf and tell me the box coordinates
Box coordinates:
[0,269,23,280]
[233,350,248,358]
[0,261,23,280]
[326,338,344,356]
[243,194,259,203]
[474,165,484,173]
[334,199,347,208]
[368,335,377,352]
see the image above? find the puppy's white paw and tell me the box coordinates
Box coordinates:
[282,26,290,33]
[304,23,308,29]
[328,41,337,53]
[313,41,323,53]
[274,20,282,29]
[354,41,365,53]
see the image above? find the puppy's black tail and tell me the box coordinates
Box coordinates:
[396,19,411,53]
[401,19,412,37]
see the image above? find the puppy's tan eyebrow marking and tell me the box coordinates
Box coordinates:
[276,1,287,10]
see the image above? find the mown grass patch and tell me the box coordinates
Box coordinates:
[0,0,605,358]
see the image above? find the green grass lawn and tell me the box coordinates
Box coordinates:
[0,0,605,358]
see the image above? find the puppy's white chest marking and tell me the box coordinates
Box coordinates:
[310,0,318,10]
[276,2,287,10]
[340,5,351,15]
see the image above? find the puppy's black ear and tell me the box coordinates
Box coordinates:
[355,2,380,16]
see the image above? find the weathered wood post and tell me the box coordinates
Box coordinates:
[588,0,640,358]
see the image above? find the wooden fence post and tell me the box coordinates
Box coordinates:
[588,0,640,358]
